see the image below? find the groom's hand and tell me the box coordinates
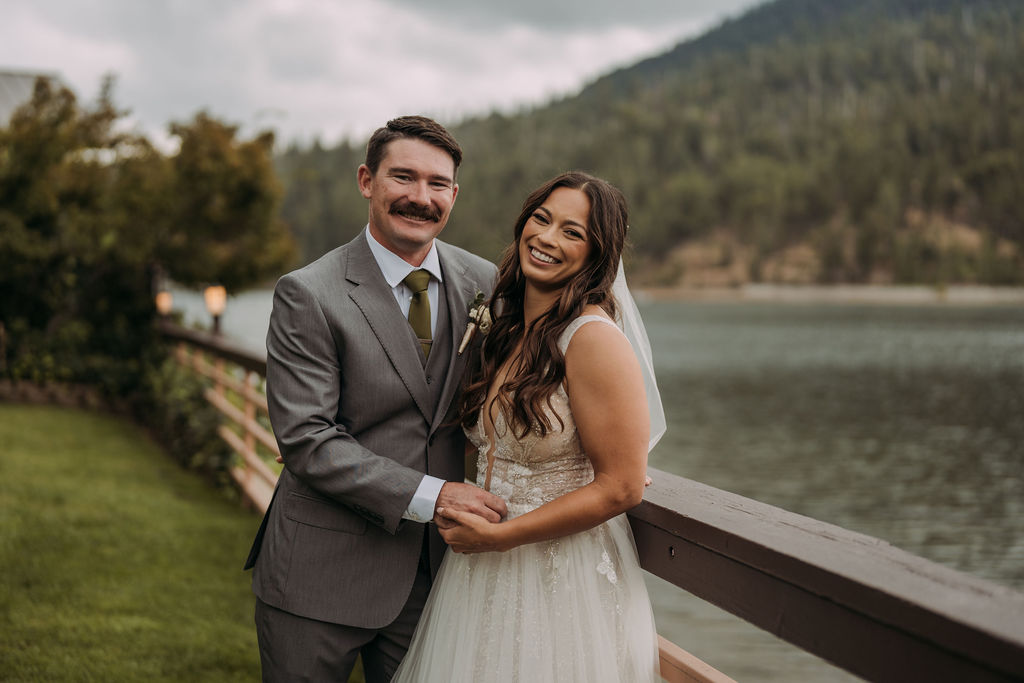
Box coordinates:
[433,482,507,528]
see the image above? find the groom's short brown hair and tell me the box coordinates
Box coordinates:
[364,115,463,176]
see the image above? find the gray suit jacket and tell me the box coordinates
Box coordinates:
[245,231,496,628]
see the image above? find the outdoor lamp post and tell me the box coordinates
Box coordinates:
[155,290,173,317]
[204,284,227,335]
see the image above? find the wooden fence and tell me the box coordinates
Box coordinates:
[158,320,1024,682]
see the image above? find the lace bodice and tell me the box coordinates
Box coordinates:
[465,315,621,518]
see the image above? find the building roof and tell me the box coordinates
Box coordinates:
[0,70,63,126]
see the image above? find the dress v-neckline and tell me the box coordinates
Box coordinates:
[478,403,502,492]
[479,343,524,491]
[480,378,514,492]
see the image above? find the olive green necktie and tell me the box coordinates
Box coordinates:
[403,269,432,359]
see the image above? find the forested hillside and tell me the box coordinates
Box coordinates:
[277,0,1024,286]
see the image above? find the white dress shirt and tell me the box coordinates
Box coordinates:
[365,227,446,523]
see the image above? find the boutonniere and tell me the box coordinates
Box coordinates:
[458,290,492,355]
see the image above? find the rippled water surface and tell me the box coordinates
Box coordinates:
[642,300,1024,680]
[175,290,1024,681]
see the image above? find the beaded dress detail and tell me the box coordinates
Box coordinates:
[393,316,659,683]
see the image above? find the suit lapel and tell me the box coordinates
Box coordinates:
[430,242,480,433]
[345,234,433,423]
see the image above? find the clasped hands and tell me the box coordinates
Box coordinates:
[432,475,653,555]
[432,482,508,554]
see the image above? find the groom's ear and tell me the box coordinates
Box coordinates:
[357,164,373,199]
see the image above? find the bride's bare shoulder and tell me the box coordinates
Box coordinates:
[564,315,633,369]
[563,310,645,413]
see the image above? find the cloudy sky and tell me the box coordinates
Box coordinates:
[3,0,762,149]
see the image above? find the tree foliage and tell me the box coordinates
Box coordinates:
[277,0,1024,285]
[0,77,295,391]
[165,114,294,291]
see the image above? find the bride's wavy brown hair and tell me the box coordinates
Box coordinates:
[458,171,628,437]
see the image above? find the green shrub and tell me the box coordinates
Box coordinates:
[136,353,234,484]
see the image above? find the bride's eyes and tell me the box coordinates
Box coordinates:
[531,212,550,225]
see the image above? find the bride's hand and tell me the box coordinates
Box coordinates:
[435,507,506,553]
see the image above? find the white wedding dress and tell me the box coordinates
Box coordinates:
[393,316,659,682]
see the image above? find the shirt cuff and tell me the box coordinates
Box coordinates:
[403,474,446,523]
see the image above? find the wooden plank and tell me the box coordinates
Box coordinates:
[209,363,268,411]
[204,388,279,456]
[217,425,278,487]
[632,469,1024,682]
[229,465,273,513]
[157,319,267,374]
[658,636,737,683]
[174,344,270,414]
[188,351,270,412]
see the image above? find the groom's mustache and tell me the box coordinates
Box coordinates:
[390,200,441,223]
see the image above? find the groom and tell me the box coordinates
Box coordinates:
[244,115,506,682]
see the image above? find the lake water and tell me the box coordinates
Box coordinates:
[640,299,1024,681]
[171,288,1024,681]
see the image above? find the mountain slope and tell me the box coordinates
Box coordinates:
[278,0,1024,286]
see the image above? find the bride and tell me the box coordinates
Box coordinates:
[393,171,663,682]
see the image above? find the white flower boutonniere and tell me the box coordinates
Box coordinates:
[458,290,492,355]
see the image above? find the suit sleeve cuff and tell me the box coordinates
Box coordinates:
[403,475,446,523]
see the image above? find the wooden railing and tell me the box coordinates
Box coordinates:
[159,321,279,512]
[158,320,1024,683]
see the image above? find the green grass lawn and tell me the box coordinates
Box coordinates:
[0,403,263,682]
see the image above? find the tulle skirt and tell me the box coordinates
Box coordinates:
[392,514,659,682]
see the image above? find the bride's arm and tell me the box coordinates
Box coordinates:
[438,320,649,553]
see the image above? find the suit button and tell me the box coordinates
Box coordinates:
[428,436,435,446]
[426,375,432,384]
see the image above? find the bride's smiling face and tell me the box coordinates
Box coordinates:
[519,187,592,291]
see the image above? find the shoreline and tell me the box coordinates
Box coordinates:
[635,283,1024,305]
[173,283,1024,309]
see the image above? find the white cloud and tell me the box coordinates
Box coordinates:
[1,4,135,99]
[0,0,761,149]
